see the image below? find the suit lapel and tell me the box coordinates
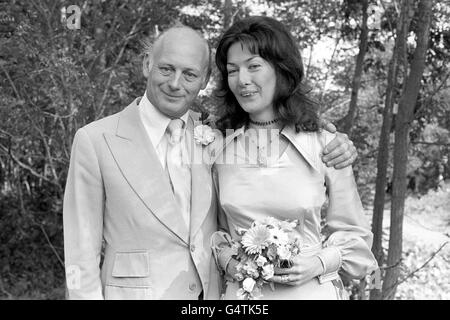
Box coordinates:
[187,114,213,237]
[104,99,189,245]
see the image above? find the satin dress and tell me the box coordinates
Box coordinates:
[211,127,378,300]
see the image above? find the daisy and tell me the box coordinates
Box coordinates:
[262,216,280,228]
[269,227,289,246]
[241,225,271,254]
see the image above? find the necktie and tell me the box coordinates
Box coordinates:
[165,119,191,227]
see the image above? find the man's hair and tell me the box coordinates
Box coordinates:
[214,16,319,134]
[140,22,213,80]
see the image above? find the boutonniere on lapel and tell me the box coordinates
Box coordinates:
[193,124,215,146]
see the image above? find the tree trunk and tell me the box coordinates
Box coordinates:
[341,0,369,135]
[382,0,433,300]
[369,0,413,300]
[223,0,233,30]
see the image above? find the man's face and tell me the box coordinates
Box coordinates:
[143,29,209,119]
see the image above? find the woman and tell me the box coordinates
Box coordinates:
[210,16,378,300]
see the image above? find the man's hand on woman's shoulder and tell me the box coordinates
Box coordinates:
[319,119,357,170]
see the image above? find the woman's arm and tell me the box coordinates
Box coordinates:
[271,131,377,286]
[316,157,378,283]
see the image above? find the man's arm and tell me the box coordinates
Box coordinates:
[319,120,357,169]
[63,128,105,299]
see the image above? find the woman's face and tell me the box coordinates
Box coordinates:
[226,42,277,119]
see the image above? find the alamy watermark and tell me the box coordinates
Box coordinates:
[61,5,81,30]
[366,267,382,290]
[66,265,81,290]
[173,125,285,168]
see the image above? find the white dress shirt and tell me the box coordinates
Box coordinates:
[139,93,191,227]
[138,92,190,169]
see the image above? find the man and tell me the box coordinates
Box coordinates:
[63,25,357,300]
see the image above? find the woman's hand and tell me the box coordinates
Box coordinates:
[269,255,324,286]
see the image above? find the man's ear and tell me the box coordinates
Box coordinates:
[142,53,153,78]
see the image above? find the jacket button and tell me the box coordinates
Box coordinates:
[190,245,196,253]
[189,283,197,291]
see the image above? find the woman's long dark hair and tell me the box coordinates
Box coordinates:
[214,16,319,134]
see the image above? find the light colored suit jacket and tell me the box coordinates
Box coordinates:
[63,98,220,299]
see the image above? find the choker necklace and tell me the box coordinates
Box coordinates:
[248,118,280,126]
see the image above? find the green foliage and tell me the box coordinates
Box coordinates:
[396,184,450,299]
[345,183,450,300]
[0,0,214,300]
[0,189,65,299]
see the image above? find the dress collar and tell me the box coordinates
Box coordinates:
[214,124,322,173]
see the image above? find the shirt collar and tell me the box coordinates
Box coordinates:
[139,92,190,148]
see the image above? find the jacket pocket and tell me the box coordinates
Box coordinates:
[103,250,154,299]
[111,251,149,278]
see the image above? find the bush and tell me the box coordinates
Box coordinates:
[0,191,65,300]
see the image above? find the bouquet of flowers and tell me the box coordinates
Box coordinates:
[230,216,301,300]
